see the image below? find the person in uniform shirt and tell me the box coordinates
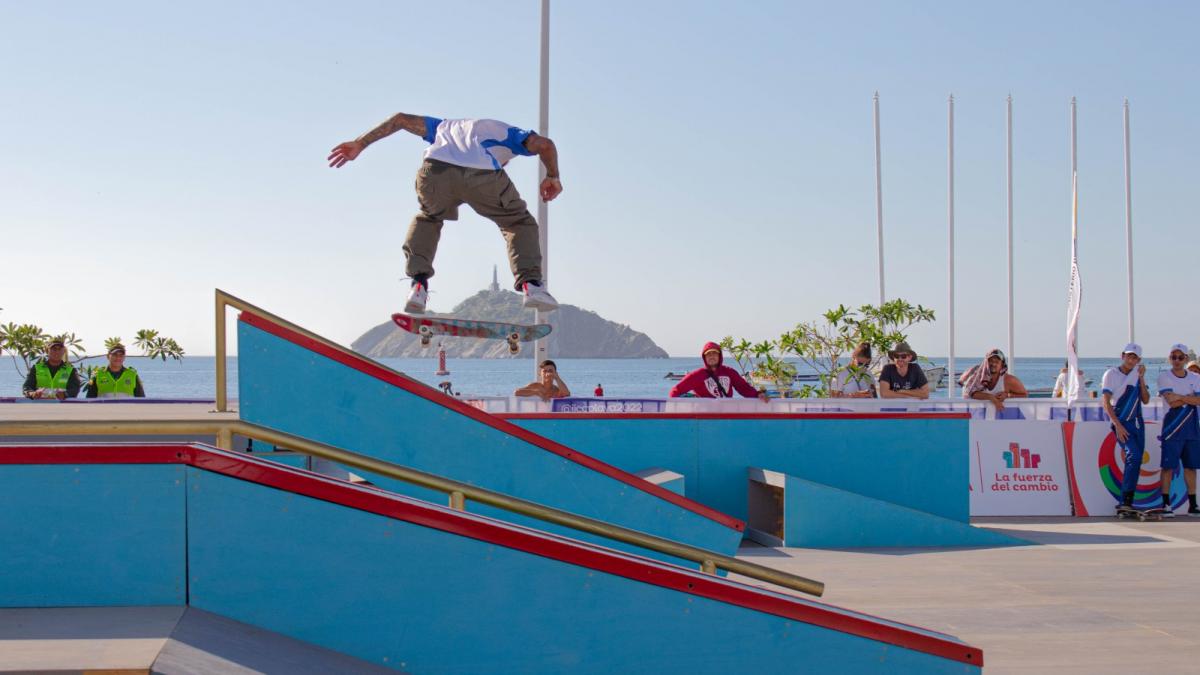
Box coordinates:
[86,344,145,399]
[21,338,81,400]
[1101,343,1151,514]
[878,341,929,400]
[1156,343,1200,516]
[831,342,877,398]
[329,114,562,315]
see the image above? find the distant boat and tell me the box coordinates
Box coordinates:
[1026,379,1094,399]
[925,366,947,390]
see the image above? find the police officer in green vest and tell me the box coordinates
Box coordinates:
[86,344,146,399]
[22,338,82,400]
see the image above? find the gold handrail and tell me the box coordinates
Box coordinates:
[0,418,825,597]
[214,289,419,412]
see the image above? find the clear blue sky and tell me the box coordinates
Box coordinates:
[2,1,1197,359]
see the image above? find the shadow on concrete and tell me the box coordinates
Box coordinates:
[736,541,796,558]
[974,527,1165,546]
[153,608,400,674]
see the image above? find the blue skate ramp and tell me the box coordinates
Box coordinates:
[235,310,744,559]
[0,442,984,673]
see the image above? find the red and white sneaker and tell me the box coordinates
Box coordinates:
[522,282,558,312]
[404,283,428,314]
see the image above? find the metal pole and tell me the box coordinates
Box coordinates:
[947,94,955,398]
[1006,95,1014,373]
[533,0,550,376]
[1071,96,1078,358]
[874,91,885,306]
[1123,98,1135,343]
[215,291,227,412]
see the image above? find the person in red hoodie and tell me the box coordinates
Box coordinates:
[669,342,769,401]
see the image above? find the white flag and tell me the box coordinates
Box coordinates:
[1065,171,1082,406]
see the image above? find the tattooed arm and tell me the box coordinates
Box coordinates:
[523,134,562,201]
[328,112,430,169]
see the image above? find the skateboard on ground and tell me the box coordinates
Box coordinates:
[1116,505,1165,522]
[392,313,552,354]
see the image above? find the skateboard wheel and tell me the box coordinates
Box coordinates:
[419,325,432,337]
[421,337,431,346]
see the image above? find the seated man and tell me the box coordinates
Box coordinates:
[961,348,1027,411]
[22,338,81,400]
[86,344,146,399]
[514,360,571,401]
[878,341,929,400]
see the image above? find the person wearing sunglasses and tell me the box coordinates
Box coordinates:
[1101,343,1151,517]
[1156,343,1200,516]
[831,342,877,398]
[878,341,929,400]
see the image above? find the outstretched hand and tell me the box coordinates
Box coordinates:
[328,141,364,168]
[539,176,562,202]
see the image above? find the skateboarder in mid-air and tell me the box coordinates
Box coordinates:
[329,113,562,314]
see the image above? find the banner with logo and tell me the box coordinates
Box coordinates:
[969,420,1072,516]
[1063,421,1188,516]
[551,398,666,413]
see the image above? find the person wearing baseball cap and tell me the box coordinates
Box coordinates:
[1101,342,1151,517]
[86,344,145,399]
[22,338,81,400]
[1156,343,1200,516]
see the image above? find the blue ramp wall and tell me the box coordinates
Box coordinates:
[0,464,186,607]
[185,466,979,673]
[780,474,1026,549]
[236,318,743,560]
[0,444,983,672]
[512,416,971,523]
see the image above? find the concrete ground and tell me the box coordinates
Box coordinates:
[737,516,1200,674]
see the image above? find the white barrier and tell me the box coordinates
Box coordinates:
[466,396,1166,420]
[969,421,1073,516]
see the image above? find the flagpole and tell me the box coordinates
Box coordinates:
[1006,94,1015,374]
[533,0,550,375]
[1123,98,1135,343]
[947,94,955,398]
[1065,97,1082,410]
[874,91,885,306]
[1071,95,1077,358]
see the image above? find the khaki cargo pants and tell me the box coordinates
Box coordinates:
[403,159,542,290]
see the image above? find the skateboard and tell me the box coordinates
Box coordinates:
[392,313,552,354]
[1116,505,1165,522]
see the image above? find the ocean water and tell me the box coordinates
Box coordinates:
[0,354,1177,400]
